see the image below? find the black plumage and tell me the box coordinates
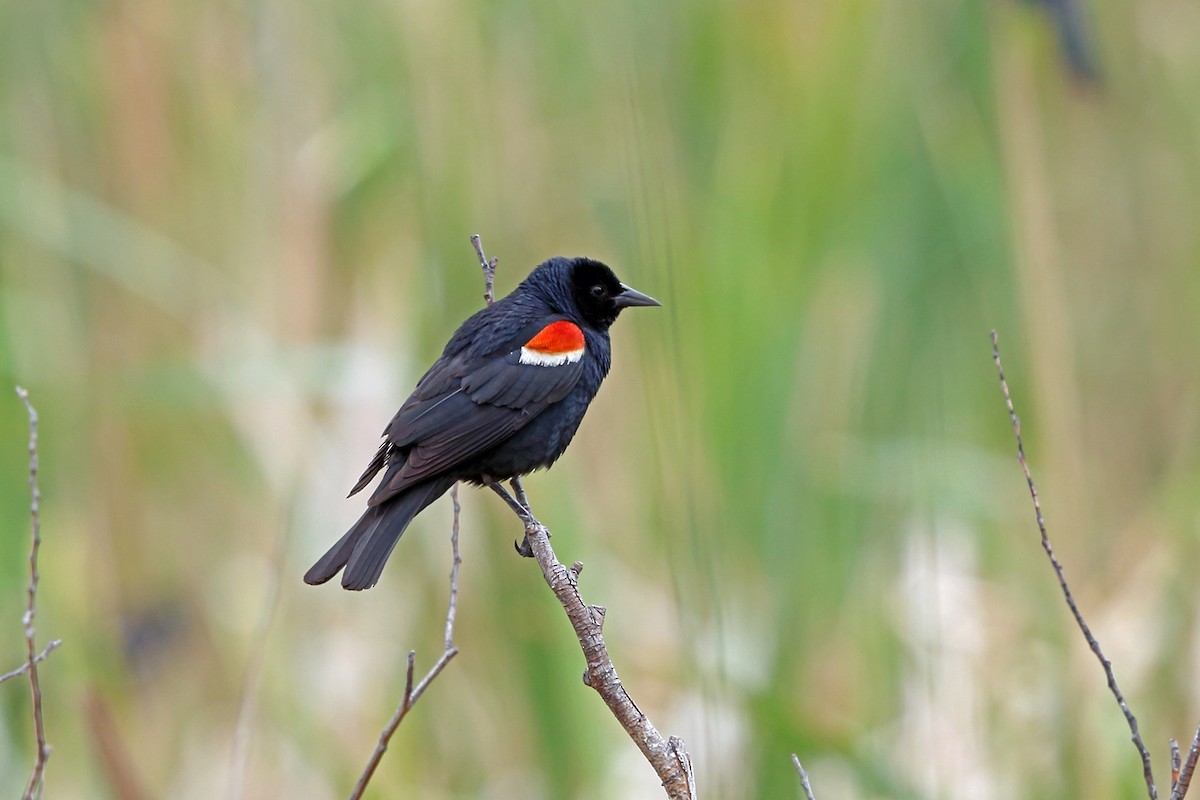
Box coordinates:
[304,256,660,590]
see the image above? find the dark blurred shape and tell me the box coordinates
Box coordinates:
[120,601,187,680]
[1031,0,1102,84]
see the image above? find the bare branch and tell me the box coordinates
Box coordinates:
[1174,739,1183,793]
[444,484,462,651]
[470,234,498,306]
[15,386,52,800]
[487,481,696,798]
[990,332,1158,799]
[1172,723,1200,800]
[348,485,462,800]
[791,753,816,800]
[0,640,61,685]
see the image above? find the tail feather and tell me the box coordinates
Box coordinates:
[303,507,382,586]
[304,475,455,591]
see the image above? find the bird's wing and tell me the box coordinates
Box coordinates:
[365,319,588,505]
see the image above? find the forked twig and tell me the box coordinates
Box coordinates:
[15,386,52,800]
[991,332,1158,799]
[0,640,61,685]
[348,485,462,799]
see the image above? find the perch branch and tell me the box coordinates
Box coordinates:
[990,332,1159,799]
[471,235,695,798]
[791,753,817,800]
[15,386,51,800]
[489,484,696,798]
[348,485,462,800]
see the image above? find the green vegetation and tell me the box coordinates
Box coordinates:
[2,0,1198,797]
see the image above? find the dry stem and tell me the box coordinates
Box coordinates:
[992,332,1160,798]
[791,754,816,800]
[470,233,498,306]
[1172,723,1200,800]
[15,386,51,800]
[0,640,61,685]
[348,485,462,799]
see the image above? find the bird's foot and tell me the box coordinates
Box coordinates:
[485,476,547,557]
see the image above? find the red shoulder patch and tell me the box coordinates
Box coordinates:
[524,321,585,354]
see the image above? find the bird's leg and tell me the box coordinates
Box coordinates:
[510,476,531,512]
[484,478,537,558]
[508,476,548,556]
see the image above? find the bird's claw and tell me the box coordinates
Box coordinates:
[514,536,535,558]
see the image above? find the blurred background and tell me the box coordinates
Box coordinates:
[1,0,1199,797]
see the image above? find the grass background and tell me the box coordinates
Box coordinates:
[2,0,1199,797]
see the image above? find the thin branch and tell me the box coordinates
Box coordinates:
[1172,723,1200,800]
[348,485,462,800]
[15,386,51,800]
[470,234,498,306]
[488,485,696,798]
[444,484,462,650]
[0,640,62,685]
[990,332,1158,799]
[1174,739,1183,793]
[791,754,816,800]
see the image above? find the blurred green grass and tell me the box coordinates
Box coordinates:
[2,0,1199,797]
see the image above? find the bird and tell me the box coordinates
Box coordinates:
[304,256,661,590]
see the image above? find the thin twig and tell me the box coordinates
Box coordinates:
[0,640,61,685]
[991,332,1158,800]
[1174,739,1183,792]
[15,386,51,800]
[470,234,498,306]
[791,753,817,800]
[348,485,462,800]
[1172,723,1200,800]
[445,484,461,649]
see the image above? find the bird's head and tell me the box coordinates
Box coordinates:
[525,256,661,330]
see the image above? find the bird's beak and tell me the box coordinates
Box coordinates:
[613,283,662,309]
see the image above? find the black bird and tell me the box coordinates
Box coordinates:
[304,256,660,590]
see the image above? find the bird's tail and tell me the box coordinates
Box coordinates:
[304,475,456,590]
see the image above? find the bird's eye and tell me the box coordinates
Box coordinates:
[590,284,606,298]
